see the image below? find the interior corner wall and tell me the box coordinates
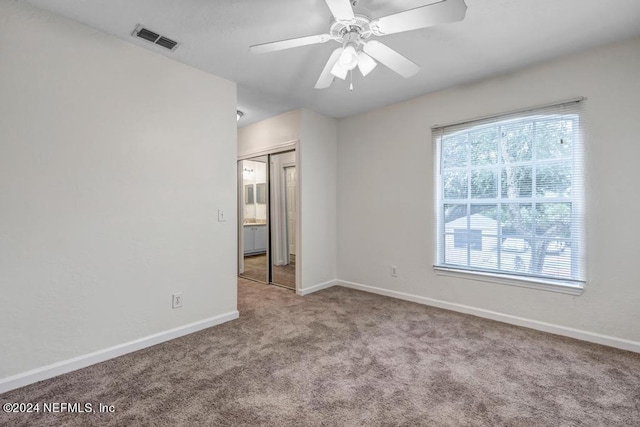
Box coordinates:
[337,36,640,345]
[299,109,338,292]
[0,0,238,381]
[237,109,338,293]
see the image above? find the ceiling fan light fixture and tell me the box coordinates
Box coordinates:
[330,60,349,80]
[357,51,377,76]
[339,44,358,70]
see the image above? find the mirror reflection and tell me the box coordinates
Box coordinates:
[238,151,296,290]
[269,152,296,289]
[239,157,268,283]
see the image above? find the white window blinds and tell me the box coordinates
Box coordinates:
[433,99,586,288]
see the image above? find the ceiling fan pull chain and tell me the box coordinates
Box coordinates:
[350,70,354,91]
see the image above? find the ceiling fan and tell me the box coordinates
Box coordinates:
[249,0,467,89]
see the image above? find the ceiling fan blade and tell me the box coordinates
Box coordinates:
[357,52,377,77]
[372,0,467,36]
[324,0,355,21]
[363,41,420,78]
[315,48,344,89]
[249,33,331,54]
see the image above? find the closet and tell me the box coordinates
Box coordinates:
[238,150,297,290]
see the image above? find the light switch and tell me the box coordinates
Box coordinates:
[218,209,226,222]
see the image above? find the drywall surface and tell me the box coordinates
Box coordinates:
[0,0,238,379]
[299,109,338,291]
[237,110,301,157]
[337,36,640,343]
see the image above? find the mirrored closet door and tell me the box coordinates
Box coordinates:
[269,151,296,290]
[238,150,296,290]
[238,156,268,283]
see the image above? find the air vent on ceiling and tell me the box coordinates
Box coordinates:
[155,36,178,50]
[132,25,179,51]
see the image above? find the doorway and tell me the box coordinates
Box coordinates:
[238,150,297,290]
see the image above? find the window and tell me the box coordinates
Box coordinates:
[256,183,267,204]
[244,184,254,204]
[433,100,585,291]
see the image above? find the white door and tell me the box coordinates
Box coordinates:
[284,166,296,256]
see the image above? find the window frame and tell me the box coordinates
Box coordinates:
[433,99,586,295]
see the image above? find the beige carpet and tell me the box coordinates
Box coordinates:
[1,278,639,426]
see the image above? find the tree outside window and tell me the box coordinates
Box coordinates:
[435,102,585,286]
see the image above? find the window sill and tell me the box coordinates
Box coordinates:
[433,266,585,296]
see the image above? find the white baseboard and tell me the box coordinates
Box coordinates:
[0,311,239,395]
[338,280,640,354]
[297,280,338,296]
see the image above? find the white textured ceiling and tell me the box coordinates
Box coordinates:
[21,0,640,126]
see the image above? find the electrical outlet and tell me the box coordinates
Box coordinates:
[391,266,398,277]
[172,293,183,309]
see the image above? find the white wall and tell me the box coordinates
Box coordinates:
[0,0,238,382]
[300,109,338,292]
[237,110,301,158]
[337,36,640,346]
[238,109,338,293]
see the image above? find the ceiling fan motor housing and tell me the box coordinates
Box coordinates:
[335,21,368,70]
[329,14,373,44]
